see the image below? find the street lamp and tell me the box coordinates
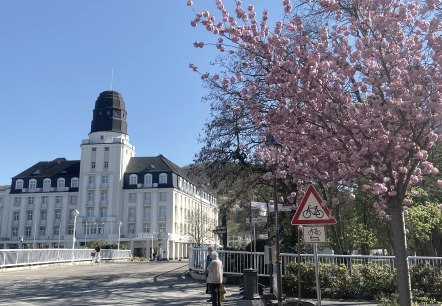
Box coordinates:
[151,230,156,260]
[266,134,283,305]
[72,209,80,250]
[118,221,123,252]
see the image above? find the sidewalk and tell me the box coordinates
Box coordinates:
[188,272,377,306]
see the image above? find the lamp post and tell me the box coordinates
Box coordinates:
[151,230,156,260]
[20,236,24,249]
[118,221,123,252]
[72,209,80,250]
[266,135,283,305]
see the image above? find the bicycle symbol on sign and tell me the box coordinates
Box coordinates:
[302,205,324,219]
[308,227,321,237]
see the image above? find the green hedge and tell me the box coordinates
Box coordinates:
[284,262,442,303]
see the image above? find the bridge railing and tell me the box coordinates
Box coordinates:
[189,247,442,276]
[0,248,132,269]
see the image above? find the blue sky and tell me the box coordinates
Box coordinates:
[0,1,283,185]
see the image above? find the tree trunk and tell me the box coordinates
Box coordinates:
[389,197,412,306]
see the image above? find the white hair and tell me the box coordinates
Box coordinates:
[211,251,219,260]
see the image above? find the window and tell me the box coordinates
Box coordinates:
[129,193,137,203]
[87,207,94,217]
[159,192,167,202]
[68,225,74,235]
[29,179,37,191]
[88,176,95,186]
[43,178,51,192]
[54,209,61,220]
[41,196,48,204]
[57,178,65,189]
[144,174,152,187]
[159,173,167,184]
[26,226,32,237]
[71,178,79,188]
[97,224,104,234]
[104,161,109,168]
[40,210,47,221]
[27,197,34,205]
[87,191,94,202]
[100,191,107,202]
[128,224,135,234]
[101,175,108,184]
[129,207,136,219]
[91,162,96,169]
[55,196,62,205]
[26,210,33,221]
[143,192,151,204]
[129,174,138,185]
[53,226,60,236]
[15,180,24,189]
[104,147,109,151]
[143,207,151,219]
[159,223,166,233]
[12,227,18,237]
[159,206,166,221]
[92,148,96,152]
[13,211,20,221]
[70,195,77,205]
[14,197,21,206]
[0,196,2,204]
[39,226,46,237]
[100,207,107,218]
[143,223,150,233]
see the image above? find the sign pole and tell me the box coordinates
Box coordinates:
[314,243,321,306]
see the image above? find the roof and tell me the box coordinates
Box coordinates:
[126,155,190,180]
[12,158,81,179]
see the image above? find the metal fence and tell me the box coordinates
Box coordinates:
[0,248,132,269]
[189,247,442,276]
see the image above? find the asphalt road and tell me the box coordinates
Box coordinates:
[0,260,378,306]
[0,260,216,305]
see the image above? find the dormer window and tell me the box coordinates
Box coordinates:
[159,173,167,184]
[43,179,51,192]
[129,174,138,185]
[71,177,79,188]
[29,179,37,191]
[144,174,152,187]
[15,179,24,190]
[57,178,65,190]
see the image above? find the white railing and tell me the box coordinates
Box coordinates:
[189,247,442,276]
[0,248,132,269]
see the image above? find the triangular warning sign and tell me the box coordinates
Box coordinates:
[291,185,337,225]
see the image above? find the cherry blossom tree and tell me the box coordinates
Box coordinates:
[188,0,442,304]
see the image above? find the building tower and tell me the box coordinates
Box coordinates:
[78,90,135,244]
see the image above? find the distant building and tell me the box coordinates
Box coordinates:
[0,90,218,259]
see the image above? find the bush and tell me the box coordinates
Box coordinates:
[284,261,442,303]
[410,263,442,301]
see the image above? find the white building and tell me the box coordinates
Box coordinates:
[0,90,218,259]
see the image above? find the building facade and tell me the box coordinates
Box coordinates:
[0,90,218,259]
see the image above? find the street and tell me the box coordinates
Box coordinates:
[0,260,214,305]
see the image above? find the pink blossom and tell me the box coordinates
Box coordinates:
[437,180,442,188]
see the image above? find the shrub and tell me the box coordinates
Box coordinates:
[284,261,442,303]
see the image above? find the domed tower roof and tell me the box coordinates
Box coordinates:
[90,90,128,134]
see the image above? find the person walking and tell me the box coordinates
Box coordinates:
[207,251,223,306]
[205,247,213,298]
[94,245,101,263]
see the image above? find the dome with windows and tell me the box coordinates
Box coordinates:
[90,90,128,134]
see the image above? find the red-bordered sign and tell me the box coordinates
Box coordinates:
[291,185,337,225]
